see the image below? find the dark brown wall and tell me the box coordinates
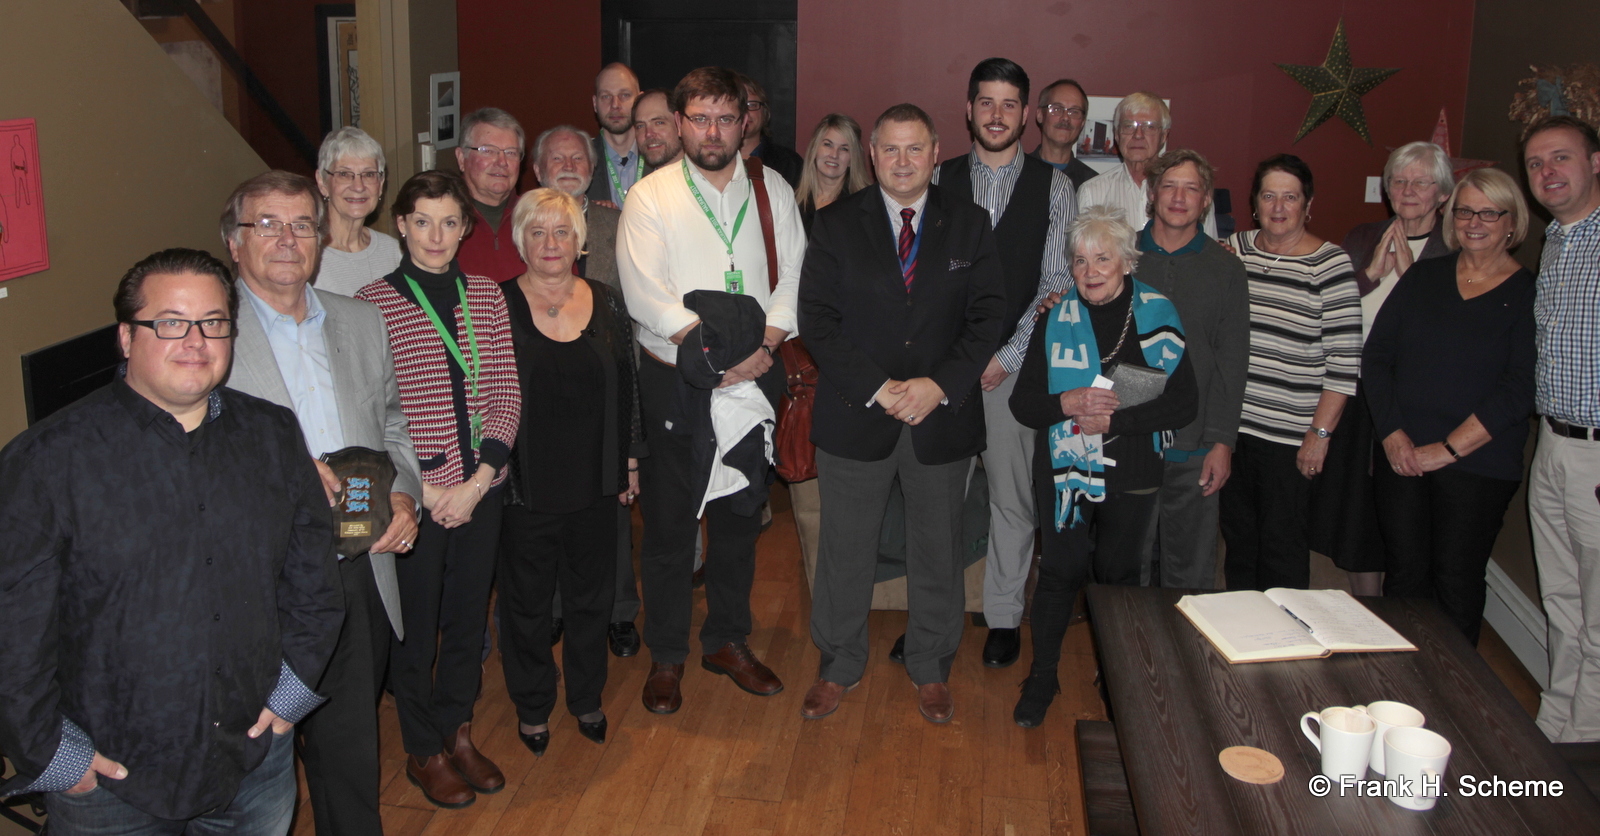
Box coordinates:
[236,0,326,175]
[797,0,1476,244]
[457,0,601,192]
[0,0,266,444]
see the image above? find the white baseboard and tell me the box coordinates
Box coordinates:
[1484,559,1549,689]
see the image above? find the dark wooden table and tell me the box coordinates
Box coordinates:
[1086,584,1600,835]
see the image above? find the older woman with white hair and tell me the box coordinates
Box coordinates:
[1310,142,1456,593]
[314,126,402,296]
[497,188,643,757]
[1008,206,1196,727]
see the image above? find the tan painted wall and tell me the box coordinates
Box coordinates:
[0,0,266,445]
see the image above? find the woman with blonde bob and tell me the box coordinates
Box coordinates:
[794,113,872,230]
[1362,167,1535,644]
[496,188,644,756]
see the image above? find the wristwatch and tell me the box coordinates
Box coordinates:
[1312,426,1332,439]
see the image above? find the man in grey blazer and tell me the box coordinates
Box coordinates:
[220,170,422,836]
[531,124,643,657]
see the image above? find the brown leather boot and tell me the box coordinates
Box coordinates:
[642,662,685,714]
[443,721,504,794]
[406,753,475,809]
[701,642,784,696]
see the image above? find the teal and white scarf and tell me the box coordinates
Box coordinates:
[1045,278,1185,530]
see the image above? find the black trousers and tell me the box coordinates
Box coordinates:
[297,552,389,836]
[500,497,617,724]
[1029,466,1160,674]
[1220,434,1313,591]
[1373,461,1520,644]
[636,356,761,664]
[391,490,502,756]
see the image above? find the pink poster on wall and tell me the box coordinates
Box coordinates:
[0,118,49,282]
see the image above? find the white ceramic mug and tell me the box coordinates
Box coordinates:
[1354,701,1426,775]
[1300,706,1376,780]
[1384,726,1451,811]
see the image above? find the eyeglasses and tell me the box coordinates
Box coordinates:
[465,144,524,163]
[128,318,236,339]
[238,219,319,238]
[1117,120,1161,134]
[1388,178,1437,192]
[1042,104,1086,119]
[325,169,383,185]
[683,113,742,128]
[1452,207,1510,222]
[745,100,769,112]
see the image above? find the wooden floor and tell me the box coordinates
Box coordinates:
[0,484,1544,836]
[291,488,1106,836]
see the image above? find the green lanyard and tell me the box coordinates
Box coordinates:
[605,151,630,203]
[683,158,750,272]
[404,274,485,450]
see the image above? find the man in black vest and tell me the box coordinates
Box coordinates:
[922,58,1077,670]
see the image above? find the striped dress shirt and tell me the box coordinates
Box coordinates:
[1229,230,1362,446]
[933,145,1076,372]
[1535,205,1600,425]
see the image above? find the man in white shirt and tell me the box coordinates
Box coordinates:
[1077,92,1217,240]
[618,67,805,714]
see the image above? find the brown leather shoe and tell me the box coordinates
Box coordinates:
[443,721,504,794]
[917,682,955,724]
[406,753,475,809]
[800,678,858,719]
[700,643,784,696]
[643,662,685,714]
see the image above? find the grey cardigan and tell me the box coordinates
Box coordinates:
[1134,237,1251,452]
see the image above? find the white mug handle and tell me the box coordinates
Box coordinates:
[1353,704,1368,714]
[1300,712,1323,751]
[1420,767,1440,799]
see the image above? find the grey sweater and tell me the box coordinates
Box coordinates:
[1135,236,1250,452]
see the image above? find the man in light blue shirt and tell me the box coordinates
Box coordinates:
[222,170,423,835]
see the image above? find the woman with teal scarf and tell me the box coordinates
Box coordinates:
[1008,207,1196,728]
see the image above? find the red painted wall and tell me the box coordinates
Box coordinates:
[236,0,325,176]
[457,0,600,189]
[797,1,1475,242]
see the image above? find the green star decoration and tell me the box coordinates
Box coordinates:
[1276,19,1400,144]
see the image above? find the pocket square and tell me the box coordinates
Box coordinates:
[948,258,972,270]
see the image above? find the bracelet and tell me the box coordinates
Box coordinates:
[472,478,484,496]
[761,345,774,356]
[627,467,640,472]
[1443,440,1462,461]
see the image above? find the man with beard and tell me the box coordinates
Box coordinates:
[736,73,803,188]
[526,124,642,659]
[913,57,1075,673]
[617,67,805,714]
[634,88,684,169]
[1078,92,1217,239]
[589,63,646,207]
[1031,78,1099,190]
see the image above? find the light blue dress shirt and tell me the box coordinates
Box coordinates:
[242,283,346,459]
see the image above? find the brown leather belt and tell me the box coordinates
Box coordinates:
[1546,416,1600,441]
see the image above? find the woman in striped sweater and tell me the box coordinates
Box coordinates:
[356,170,521,809]
[1221,154,1362,591]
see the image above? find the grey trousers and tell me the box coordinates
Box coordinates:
[979,371,1038,628]
[1154,454,1221,590]
[554,503,639,622]
[812,427,970,686]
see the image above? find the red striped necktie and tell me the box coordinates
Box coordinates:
[898,207,917,290]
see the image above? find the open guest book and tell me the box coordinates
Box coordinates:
[1175,588,1418,664]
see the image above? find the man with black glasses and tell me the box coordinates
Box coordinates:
[0,247,343,831]
[1031,78,1099,189]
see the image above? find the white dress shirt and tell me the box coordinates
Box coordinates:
[618,155,805,364]
[1077,161,1218,239]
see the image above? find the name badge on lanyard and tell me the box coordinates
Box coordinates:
[684,159,751,295]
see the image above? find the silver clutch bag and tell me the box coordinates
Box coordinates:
[1104,362,1167,408]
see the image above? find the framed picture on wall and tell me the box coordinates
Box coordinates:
[431,72,461,149]
[0,118,50,282]
[317,5,360,135]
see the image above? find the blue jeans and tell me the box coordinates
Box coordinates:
[44,729,295,836]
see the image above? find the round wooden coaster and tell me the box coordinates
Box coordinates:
[1219,746,1285,784]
